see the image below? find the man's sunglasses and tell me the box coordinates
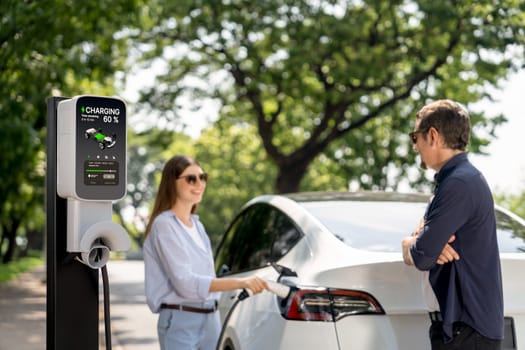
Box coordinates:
[409,127,432,144]
[177,173,208,185]
[409,131,422,144]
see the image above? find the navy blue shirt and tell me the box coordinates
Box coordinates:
[410,153,504,341]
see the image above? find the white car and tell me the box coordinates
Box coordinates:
[214,191,525,350]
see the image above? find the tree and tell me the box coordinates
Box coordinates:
[195,119,276,245]
[131,0,524,193]
[495,192,525,220]
[0,0,143,262]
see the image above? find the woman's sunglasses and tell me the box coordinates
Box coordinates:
[177,173,208,185]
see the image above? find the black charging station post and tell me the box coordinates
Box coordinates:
[46,97,99,349]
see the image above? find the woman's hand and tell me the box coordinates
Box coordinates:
[240,276,269,295]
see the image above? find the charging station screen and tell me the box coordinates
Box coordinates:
[75,96,126,200]
[84,160,119,186]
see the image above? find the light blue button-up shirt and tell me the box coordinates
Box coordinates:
[143,210,219,313]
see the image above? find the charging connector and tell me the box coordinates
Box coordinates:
[238,279,291,300]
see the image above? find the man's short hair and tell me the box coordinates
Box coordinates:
[416,99,470,151]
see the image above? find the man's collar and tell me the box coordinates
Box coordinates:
[434,152,468,183]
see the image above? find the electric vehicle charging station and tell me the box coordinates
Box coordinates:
[46,95,130,349]
[57,95,130,267]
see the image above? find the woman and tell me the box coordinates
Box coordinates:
[143,155,268,350]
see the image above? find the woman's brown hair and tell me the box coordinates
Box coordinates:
[144,155,200,237]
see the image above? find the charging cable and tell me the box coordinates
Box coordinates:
[101,265,112,350]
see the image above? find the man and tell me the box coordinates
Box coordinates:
[401,99,504,349]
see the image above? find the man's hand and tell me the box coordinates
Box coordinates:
[436,235,460,265]
[402,217,460,266]
[402,218,425,266]
[402,236,416,265]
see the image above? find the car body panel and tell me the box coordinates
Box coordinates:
[335,314,429,349]
[217,269,340,350]
[220,301,340,349]
[215,192,525,349]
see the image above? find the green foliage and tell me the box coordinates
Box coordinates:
[495,192,525,220]
[194,119,277,246]
[131,0,525,194]
[2,0,525,257]
[0,0,143,262]
[0,255,43,283]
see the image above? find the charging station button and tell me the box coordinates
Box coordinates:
[84,160,119,186]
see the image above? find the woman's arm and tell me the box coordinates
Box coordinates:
[209,276,268,295]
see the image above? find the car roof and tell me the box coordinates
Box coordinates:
[283,190,431,203]
[279,191,525,224]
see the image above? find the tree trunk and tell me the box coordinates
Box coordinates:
[275,159,310,194]
[1,220,20,264]
[26,229,44,253]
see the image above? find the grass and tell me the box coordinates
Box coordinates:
[0,256,44,283]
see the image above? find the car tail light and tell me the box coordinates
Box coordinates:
[281,287,385,321]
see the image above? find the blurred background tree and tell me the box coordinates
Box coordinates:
[0,0,142,263]
[124,0,524,240]
[130,0,524,194]
[1,0,524,260]
[496,193,525,220]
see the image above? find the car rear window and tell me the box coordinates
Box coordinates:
[299,201,525,253]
